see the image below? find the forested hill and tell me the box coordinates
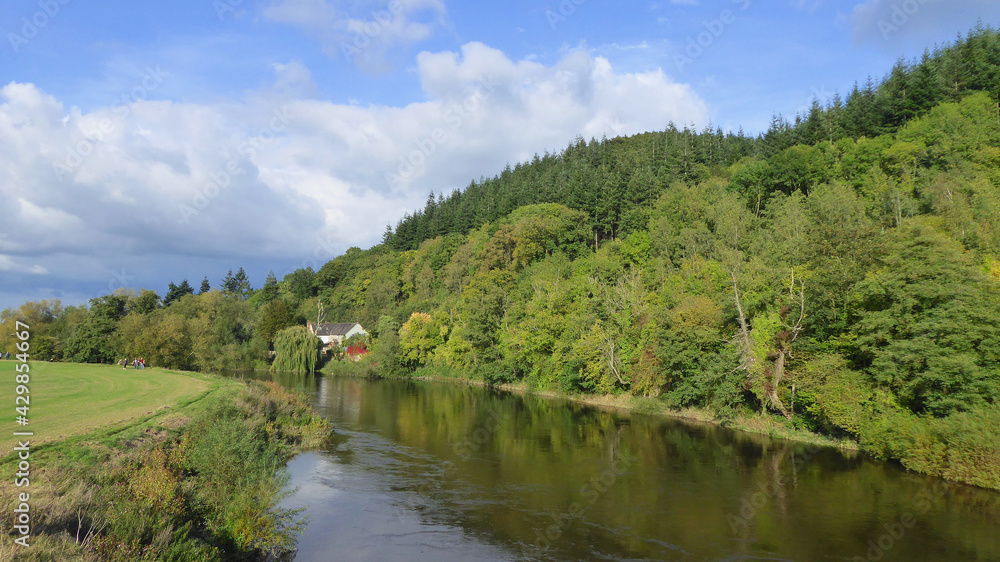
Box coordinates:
[5,25,1000,490]
[386,25,1000,252]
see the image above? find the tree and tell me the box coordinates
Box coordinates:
[271,325,321,374]
[257,298,295,347]
[233,267,252,299]
[221,269,237,294]
[850,220,1000,416]
[281,268,316,303]
[370,315,406,378]
[164,280,194,307]
[130,289,161,315]
[64,294,129,363]
[259,271,279,303]
[398,312,444,367]
[200,277,211,294]
[222,268,252,299]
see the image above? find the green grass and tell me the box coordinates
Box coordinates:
[0,363,332,560]
[0,361,211,453]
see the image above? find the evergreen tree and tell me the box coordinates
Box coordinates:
[163,280,194,307]
[233,268,252,300]
[221,269,236,294]
[199,277,211,294]
[260,271,279,303]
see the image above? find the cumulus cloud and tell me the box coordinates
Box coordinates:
[264,0,448,72]
[850,0,1000,51]
[0,43,707,310]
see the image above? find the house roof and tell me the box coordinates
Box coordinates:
[313,322,363,336]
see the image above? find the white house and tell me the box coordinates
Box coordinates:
[307,322,367,352]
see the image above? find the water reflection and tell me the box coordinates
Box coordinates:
[267,375,1000,561]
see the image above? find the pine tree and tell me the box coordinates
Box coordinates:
[233,267,252,300]
[199,277,211,294]
[221,269,237,294]
[260,271,279,303]
[163,280,194,307]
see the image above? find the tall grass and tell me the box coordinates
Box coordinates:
[0,380,332,560]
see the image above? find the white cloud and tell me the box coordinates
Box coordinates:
[849,0,1000,51]
[271,60,319,97]
[264,0,448,72]
[0,255,48,275]
[0,43,708,308]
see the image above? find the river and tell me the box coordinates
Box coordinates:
[249,372,1000,561]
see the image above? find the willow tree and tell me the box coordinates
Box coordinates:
[271,326,321,374]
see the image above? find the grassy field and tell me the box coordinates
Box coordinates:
[0,361,211,452]
[0,362,330,560]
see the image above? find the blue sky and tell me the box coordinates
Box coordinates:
[1,0,998,312]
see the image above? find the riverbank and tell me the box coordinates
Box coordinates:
[0,363,332,561]
[323,360,1000,490]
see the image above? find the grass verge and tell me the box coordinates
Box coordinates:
[0,364,331,561]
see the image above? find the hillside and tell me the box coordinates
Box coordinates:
[4,26,1000,489]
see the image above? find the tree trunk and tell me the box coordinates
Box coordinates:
[769,350,791,418]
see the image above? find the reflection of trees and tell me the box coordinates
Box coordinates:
[312,377,1000,561]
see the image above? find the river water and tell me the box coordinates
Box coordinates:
[253,373,1000,561]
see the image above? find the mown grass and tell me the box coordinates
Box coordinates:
[0,361,210,452]
[0,363,332,561]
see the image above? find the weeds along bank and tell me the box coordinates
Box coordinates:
[0,370,331,561]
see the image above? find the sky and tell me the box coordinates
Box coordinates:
[1,0,999,312]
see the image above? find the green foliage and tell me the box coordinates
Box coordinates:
[9,26,1000,491]
[3,379,331,560]
[271,326,321,374]
[256,298,296,347]
[370,315,407,378]
[399,311,445,367]
[164,280,194,307]
[850,219,1000,416]
[64,294,128,363]
[281,267,317,303]
[221,267,253,300]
